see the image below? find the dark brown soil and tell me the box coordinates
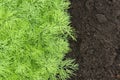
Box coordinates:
[67,0,120,80]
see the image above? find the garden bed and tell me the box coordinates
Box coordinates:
[67,0,120,80]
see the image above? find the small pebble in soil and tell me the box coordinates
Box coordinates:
[96,14,107,23]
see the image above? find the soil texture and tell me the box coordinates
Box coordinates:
[67,0,120,80]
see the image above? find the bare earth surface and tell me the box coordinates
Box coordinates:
[67,0,120,80]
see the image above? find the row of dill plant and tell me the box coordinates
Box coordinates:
[0,0,78,80]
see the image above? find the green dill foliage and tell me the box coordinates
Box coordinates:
[0,0,78,80]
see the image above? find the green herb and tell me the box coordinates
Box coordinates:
[0,0,78,80]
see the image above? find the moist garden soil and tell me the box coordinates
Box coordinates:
[66,0,120,80]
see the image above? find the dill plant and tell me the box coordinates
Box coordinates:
[0,0,78,80]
